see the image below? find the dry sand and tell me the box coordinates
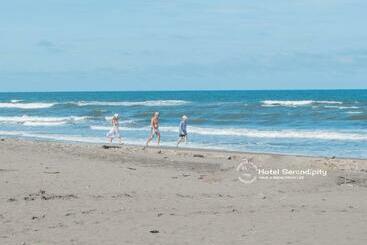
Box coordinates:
[1,138,367,245]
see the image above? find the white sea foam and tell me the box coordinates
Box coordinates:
[316,101,343,104]
[22,121,67,126]
[181,126,367,141]
[104,117,136,124]
[75,100,188,107]
[0,115,88,125]
[10,99,23,103]
[339,106,359,109]
[262,100,342,107]
[325,105,360,109]
[91,125,147,131]
[0,102,55,109]
[90,126,111,131]
[90,125,367,141]
[346,111,363,114]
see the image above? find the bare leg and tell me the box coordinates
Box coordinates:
[157,132,161,145]
[145,134,153,147]
[177,137,184,147]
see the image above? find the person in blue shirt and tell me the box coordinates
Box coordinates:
[177,115,188,147]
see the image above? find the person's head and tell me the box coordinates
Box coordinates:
[182,115,188,121]
[114,113,119,119]
[154,112,160,118]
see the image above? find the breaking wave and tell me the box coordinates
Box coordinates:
[74,100,188,107]
[262,100,343,107]
[0,102,55,109]
[0,115,88,126]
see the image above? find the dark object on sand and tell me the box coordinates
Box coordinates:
[102,145,121,149]
[0,138,5,141]
[193,154,204,158]
[227,156,232,160]
[336,174,367,187]
[24,190,78,201]
[150,230,159,234]
[198,175,206,180]
[0,168,17,172]
[44,171,60,174]
[336,176,356,185]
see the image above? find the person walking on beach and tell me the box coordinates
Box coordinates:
[177,115,188,147]
[106,113,122,144]
[145,112,160,147]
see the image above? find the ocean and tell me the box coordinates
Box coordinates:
[0,90,366,158]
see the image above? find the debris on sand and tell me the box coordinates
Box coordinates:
[102,145,121,149]
[336,174,367,187]
[0,168,17,172]
[7,198,17,202]
[24,190,78,201]
[150,230,159,234]
[41,194,77,200]
[111,193,133,199]
[32,214,45,220]
[336,176,356,185]
[193,154,204,158]
[43,171,60,174]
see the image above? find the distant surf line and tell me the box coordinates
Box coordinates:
[0,100,189,109]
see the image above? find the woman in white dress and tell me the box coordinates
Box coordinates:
[106,113,122,144]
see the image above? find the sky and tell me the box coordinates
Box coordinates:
[0,0,366,92]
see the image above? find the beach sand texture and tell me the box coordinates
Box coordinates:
[1,139,367,245]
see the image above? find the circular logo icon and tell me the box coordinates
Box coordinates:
[236,159,258,184]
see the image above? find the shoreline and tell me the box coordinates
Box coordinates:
[1,135,366,161]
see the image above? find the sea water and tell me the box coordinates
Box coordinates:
[0,90,366,158]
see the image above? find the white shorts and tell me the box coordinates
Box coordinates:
[107,126,120,138]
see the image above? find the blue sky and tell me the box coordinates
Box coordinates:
[0,0,366,91]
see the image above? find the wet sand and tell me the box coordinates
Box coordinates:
[1,138,367,245]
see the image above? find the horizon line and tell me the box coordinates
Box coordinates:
[0,88,366,93]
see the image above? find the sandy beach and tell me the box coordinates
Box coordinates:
[1,138,367,245]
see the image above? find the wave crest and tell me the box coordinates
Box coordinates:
[75,100,188,107]
[0,102,55,109]
[0,115,87,126]
[262,100,342,107]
